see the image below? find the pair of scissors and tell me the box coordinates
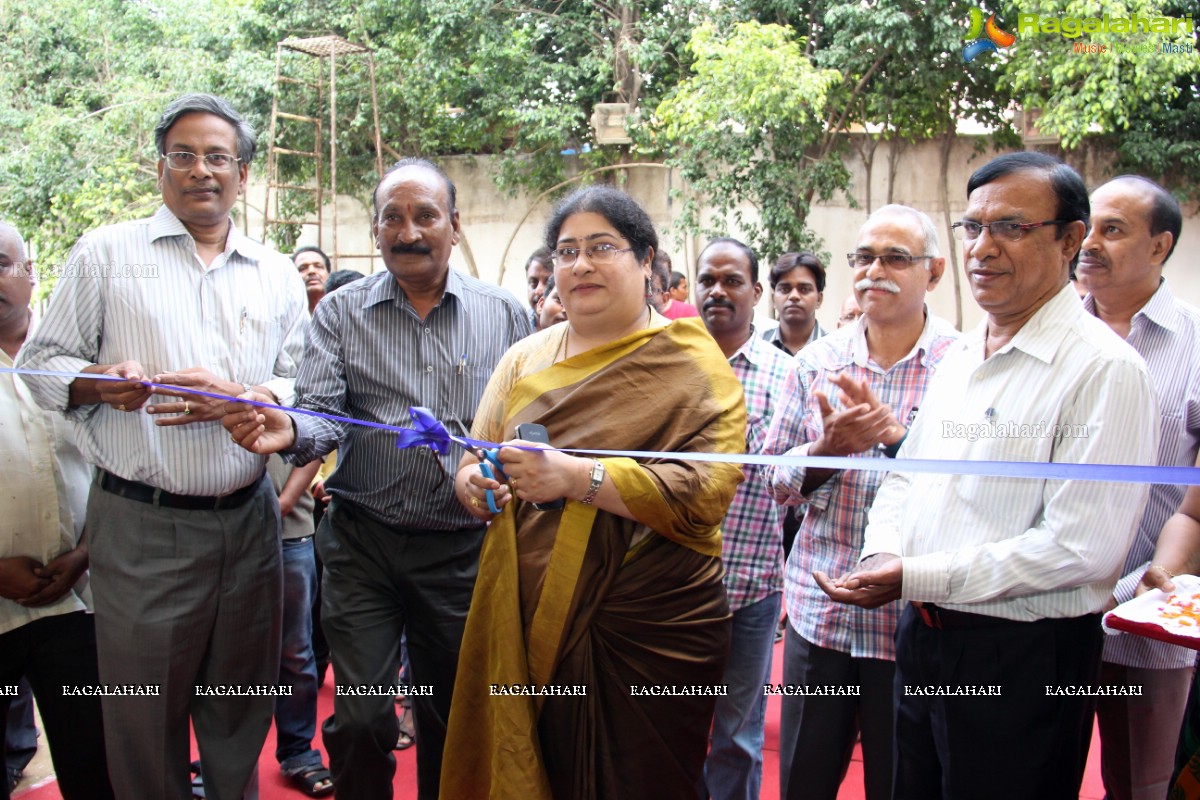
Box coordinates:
[476,448,506,513]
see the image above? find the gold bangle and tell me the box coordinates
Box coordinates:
[1152,564,1176,579]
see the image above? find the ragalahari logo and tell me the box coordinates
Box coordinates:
[963,8,1017,63]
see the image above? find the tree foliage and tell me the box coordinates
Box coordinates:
[0,0,1195,287]
[0,0,274,283]
[243,0,710,237]
[649,21,842,263]
[1003,0,1199,196]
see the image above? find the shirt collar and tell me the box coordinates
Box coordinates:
[1137,278,1178,332]
[765,319,823,353]
[363,266,462,311]
[147,205,272,264]
[731,325,770,366]
[989,282,1083,365]
[1082,277,1176,335]
[851,306,941,370]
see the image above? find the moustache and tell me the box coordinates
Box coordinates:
[703,299,735,313]
[390,243,432,255]
[855,278,901,294]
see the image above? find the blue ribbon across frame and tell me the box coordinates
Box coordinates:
[3,368,1197,487]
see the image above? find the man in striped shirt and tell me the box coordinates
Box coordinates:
[694,238,792,800]
[19,94,308,800]
[1078,175,1200,800]
[222,158,531,800]
[819,152,1158,800]
[764,205,958,800]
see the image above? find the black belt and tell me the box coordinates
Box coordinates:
[913,602,1016,631]
[99,470,261,511]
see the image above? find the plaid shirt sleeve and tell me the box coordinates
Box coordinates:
[720,338,793,611]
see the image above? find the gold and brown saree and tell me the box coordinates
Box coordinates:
[440,317,747,800]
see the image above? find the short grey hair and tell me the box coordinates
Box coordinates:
[153,94,257,165]
[870,204,941,261]
[0,221,26,259]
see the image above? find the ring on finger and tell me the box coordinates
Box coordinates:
[184,400,192,415]
[118,403,126,412]
[470,496,480,508]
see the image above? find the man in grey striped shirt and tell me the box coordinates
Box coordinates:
[1078,175,1200,800]
[223,158,531,800]
[818,152,1157,800]
[19,94,308,800]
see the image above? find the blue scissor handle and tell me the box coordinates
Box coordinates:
[477,448,505,514]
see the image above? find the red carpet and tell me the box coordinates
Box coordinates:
[15,639,1107,799]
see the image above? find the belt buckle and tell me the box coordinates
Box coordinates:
[917,603,942,630]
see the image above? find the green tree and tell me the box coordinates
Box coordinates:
[660,0,1018,324]
[1003,0,1199,196]
[0,0,274,289]
[244,0,710,233]
[649,20,842,264]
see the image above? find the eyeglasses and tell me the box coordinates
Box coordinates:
[161,152,242,171]
[551,243,634,267]
[951,220,1069,242]
[846,252,933,270]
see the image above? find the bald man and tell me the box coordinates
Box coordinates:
[1078,175,1200,800]
[0,223,113,800]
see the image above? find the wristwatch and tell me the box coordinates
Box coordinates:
[581,460,605,505]
[877,430,907,459]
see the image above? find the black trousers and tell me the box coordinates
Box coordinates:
[316,498,484,800]
[779,626,894,800]
[0,611,114,800]
[892,605,1102,800]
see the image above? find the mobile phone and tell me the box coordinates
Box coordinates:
[515,423,565,511]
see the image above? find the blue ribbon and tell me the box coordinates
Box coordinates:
[3,368,1197,486]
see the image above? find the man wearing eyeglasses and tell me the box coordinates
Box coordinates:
[19,94,307,800]
[764,205,958,800]
[817,152,1157,800]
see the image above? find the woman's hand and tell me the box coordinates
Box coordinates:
[455,455,512,521]
[496,440,589,506]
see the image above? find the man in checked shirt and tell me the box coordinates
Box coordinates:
[693,238,792,800]
[763,205,959,800]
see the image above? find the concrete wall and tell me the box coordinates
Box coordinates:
[243,137,1200,332]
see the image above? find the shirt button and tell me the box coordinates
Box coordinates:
[424,328,431,335]
[426,365,433,373]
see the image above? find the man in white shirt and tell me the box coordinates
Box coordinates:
[0,223,112,800]
[818,152,1158,800]
[18,95,307,800]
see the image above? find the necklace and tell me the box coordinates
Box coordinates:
[557,306,653,363]
[556,326,570,363]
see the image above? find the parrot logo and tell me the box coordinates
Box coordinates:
[963,8,1016,63]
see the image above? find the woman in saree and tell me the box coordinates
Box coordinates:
[441,187,747,800]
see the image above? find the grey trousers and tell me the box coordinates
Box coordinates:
[1097,661,1194,800]
[87,475,282,800]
